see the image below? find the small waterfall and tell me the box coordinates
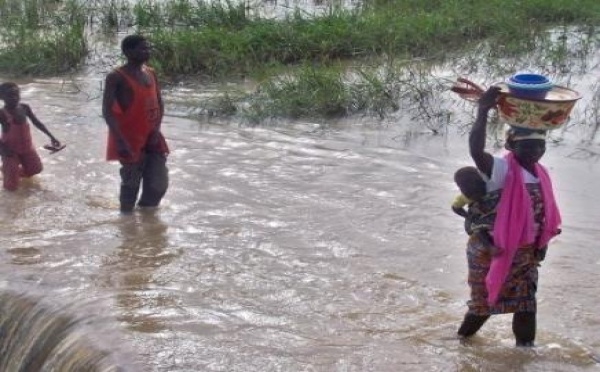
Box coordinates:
[0,290,134,372]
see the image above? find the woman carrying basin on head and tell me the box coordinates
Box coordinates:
[457,86,562,347]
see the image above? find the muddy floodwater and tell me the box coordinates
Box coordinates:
[1,53,600,370]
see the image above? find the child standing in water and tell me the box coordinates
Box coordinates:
[0,82,62,191]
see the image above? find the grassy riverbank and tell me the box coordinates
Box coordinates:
[1,0,598,77]
[0,0,87,75]
[0,0,598,121]
[131,0,600,78]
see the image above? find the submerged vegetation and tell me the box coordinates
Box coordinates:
[0,0,599,123]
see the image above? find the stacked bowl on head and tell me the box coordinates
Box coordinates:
[506,74,553,100]
[496,73,581,131]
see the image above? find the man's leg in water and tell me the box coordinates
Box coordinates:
[138,152,168,208]
[119,160,144,213]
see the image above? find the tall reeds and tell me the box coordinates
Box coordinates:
[4,0,598,77]
[0,0,598,124]
[0,0,87,75]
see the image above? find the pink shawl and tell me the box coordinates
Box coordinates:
[486,152,561,305]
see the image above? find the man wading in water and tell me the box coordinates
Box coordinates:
[102,34,169,214]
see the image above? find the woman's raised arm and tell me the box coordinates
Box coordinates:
[469,87,501,178]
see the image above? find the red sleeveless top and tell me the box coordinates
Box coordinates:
[106,66,169,162]
[0,107,35,155]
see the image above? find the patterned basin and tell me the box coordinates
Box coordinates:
[496,83,582,130]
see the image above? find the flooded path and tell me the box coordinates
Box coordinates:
[1,65,600,371]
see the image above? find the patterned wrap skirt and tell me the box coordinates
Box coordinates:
[465,234,540,315]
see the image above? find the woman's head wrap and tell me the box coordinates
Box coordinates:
[506,126,547,141]
[505,127,547,150]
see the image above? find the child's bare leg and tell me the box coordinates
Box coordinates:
[19,151,43,177]
[2,156,21,191]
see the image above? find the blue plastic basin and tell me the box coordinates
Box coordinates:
[507,73,553,100]
[510,73,550,85]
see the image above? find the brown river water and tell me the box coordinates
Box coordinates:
[1,46,600,370]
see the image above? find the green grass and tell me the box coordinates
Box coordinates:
[0,0,598,121]
[0,0,88,75]
[142,0,600,77]
[3,0,597,77]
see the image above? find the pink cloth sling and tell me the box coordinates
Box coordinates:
[486,152,561,305]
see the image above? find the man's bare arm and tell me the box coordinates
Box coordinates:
[102,72,132,157]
